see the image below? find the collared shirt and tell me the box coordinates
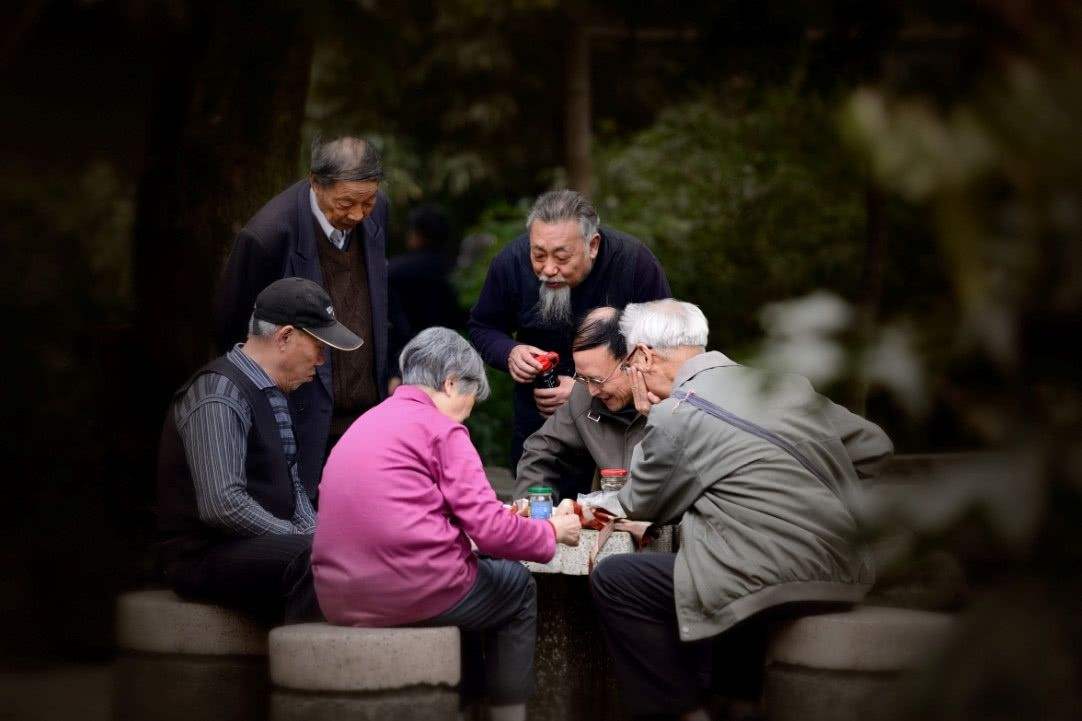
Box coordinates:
[173,345,317,537]
[309,187,351,251]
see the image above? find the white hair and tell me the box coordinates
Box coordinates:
[248,313,281,338]
[525,189,600,245]
[620,300,709,350]
[399,327,491,401]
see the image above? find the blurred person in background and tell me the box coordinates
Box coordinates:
[313,327,581,721]
[214,136,400,502]
[468,189,670,473]
[591,299,893,721]
[514,306,645,502]
[157,278,363,625]
[389,204,467,335]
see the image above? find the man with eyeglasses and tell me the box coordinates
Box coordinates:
[513,307,642,502]
[468,190,670,474]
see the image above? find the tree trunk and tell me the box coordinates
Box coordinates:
[132,2,314,418]
[565,23,593,196]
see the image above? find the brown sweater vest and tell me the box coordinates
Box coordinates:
[315,220,379,436]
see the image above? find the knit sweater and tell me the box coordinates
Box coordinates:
[315,222,379,435]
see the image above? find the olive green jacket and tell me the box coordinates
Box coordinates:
[515,384,646,501]
[618,352,892,641]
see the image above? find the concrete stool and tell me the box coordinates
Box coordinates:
[269,623,460,692]
[115,589,268,656]
[764,606,957,721]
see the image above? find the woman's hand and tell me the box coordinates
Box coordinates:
[626,366,661,416]
[548,514,582,546]
[553,498,575,516]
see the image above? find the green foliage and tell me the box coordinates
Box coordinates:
[595,86,870,356]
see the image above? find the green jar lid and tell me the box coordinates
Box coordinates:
[527,486,553,494]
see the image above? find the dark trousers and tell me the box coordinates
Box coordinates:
[413,558,538,705]
[166,533,322,625]
[590,553,771,719]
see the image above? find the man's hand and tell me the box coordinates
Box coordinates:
[548,514,582,546]
[626,366,661,416]
[534,375,574,417]
[508,344,546,383]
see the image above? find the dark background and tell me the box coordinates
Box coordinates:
[2,7,1079,710]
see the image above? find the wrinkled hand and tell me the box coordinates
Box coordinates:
[548,513,582,546]
[553,498,575,516]
[626,366,661,416]
[508,344,546,383]
[534,375,574,416]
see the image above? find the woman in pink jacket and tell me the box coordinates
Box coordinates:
[313,327,581,720]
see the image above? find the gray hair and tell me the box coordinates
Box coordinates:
[399,327,491,401]
[248,313,281,338]
[525,189,600,245]
[310,136,384,187]
[620,299,709,350]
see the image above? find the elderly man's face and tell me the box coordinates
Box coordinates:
[312,179,380,231]
[573,345,632,412]
[277,328,327,392]
[529,220,600,289]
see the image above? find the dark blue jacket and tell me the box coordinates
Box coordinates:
[467,227,671,466]
[214,179,394,499]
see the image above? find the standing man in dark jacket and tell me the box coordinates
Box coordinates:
[215,136,398,501]
[467,190,670,470]
[159,277,363,623]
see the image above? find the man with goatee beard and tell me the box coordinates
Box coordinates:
[468,189,671,472]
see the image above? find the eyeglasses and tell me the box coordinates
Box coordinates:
[572,356,628,389]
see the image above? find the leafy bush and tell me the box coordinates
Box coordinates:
[594,86,870,356]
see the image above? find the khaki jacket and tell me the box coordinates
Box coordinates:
[618,352,892,641]
[515,384,647,500]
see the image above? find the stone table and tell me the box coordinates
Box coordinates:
[525,527,674,721]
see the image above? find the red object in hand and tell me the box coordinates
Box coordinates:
[532,352,561,389]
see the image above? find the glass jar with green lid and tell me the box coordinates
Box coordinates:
[527,486,553,520]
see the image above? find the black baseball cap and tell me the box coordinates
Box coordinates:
[253,277,363,351]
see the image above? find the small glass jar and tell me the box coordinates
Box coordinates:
[599,468,628,492]
[527,486,554,520]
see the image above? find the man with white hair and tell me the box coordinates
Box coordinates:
[468,189,670,471]
[590,299,893,720]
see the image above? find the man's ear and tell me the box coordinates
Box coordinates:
[587,232,601,260]
[274,325,295,349]
[634,344,655,370]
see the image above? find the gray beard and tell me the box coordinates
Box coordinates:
[537,282,573,327]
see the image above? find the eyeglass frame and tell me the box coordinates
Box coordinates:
[571,349,635,389]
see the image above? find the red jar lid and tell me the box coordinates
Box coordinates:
[600,468,627,477]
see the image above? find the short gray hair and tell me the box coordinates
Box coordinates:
[248,313,281,338]
[310,136,384,187]
[620,300,709,350]
[525,189,599,244]
[400,327,491,401]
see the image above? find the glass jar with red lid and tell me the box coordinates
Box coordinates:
[599,467,628,492]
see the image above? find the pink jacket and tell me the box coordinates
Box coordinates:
[312,385,556,626]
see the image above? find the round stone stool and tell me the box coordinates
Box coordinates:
[269,623,460,692]
[115,589,268,656]
[768,605,956,671]
[765,606,957,721]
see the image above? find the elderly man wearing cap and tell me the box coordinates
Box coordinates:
[156,277,363,623]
